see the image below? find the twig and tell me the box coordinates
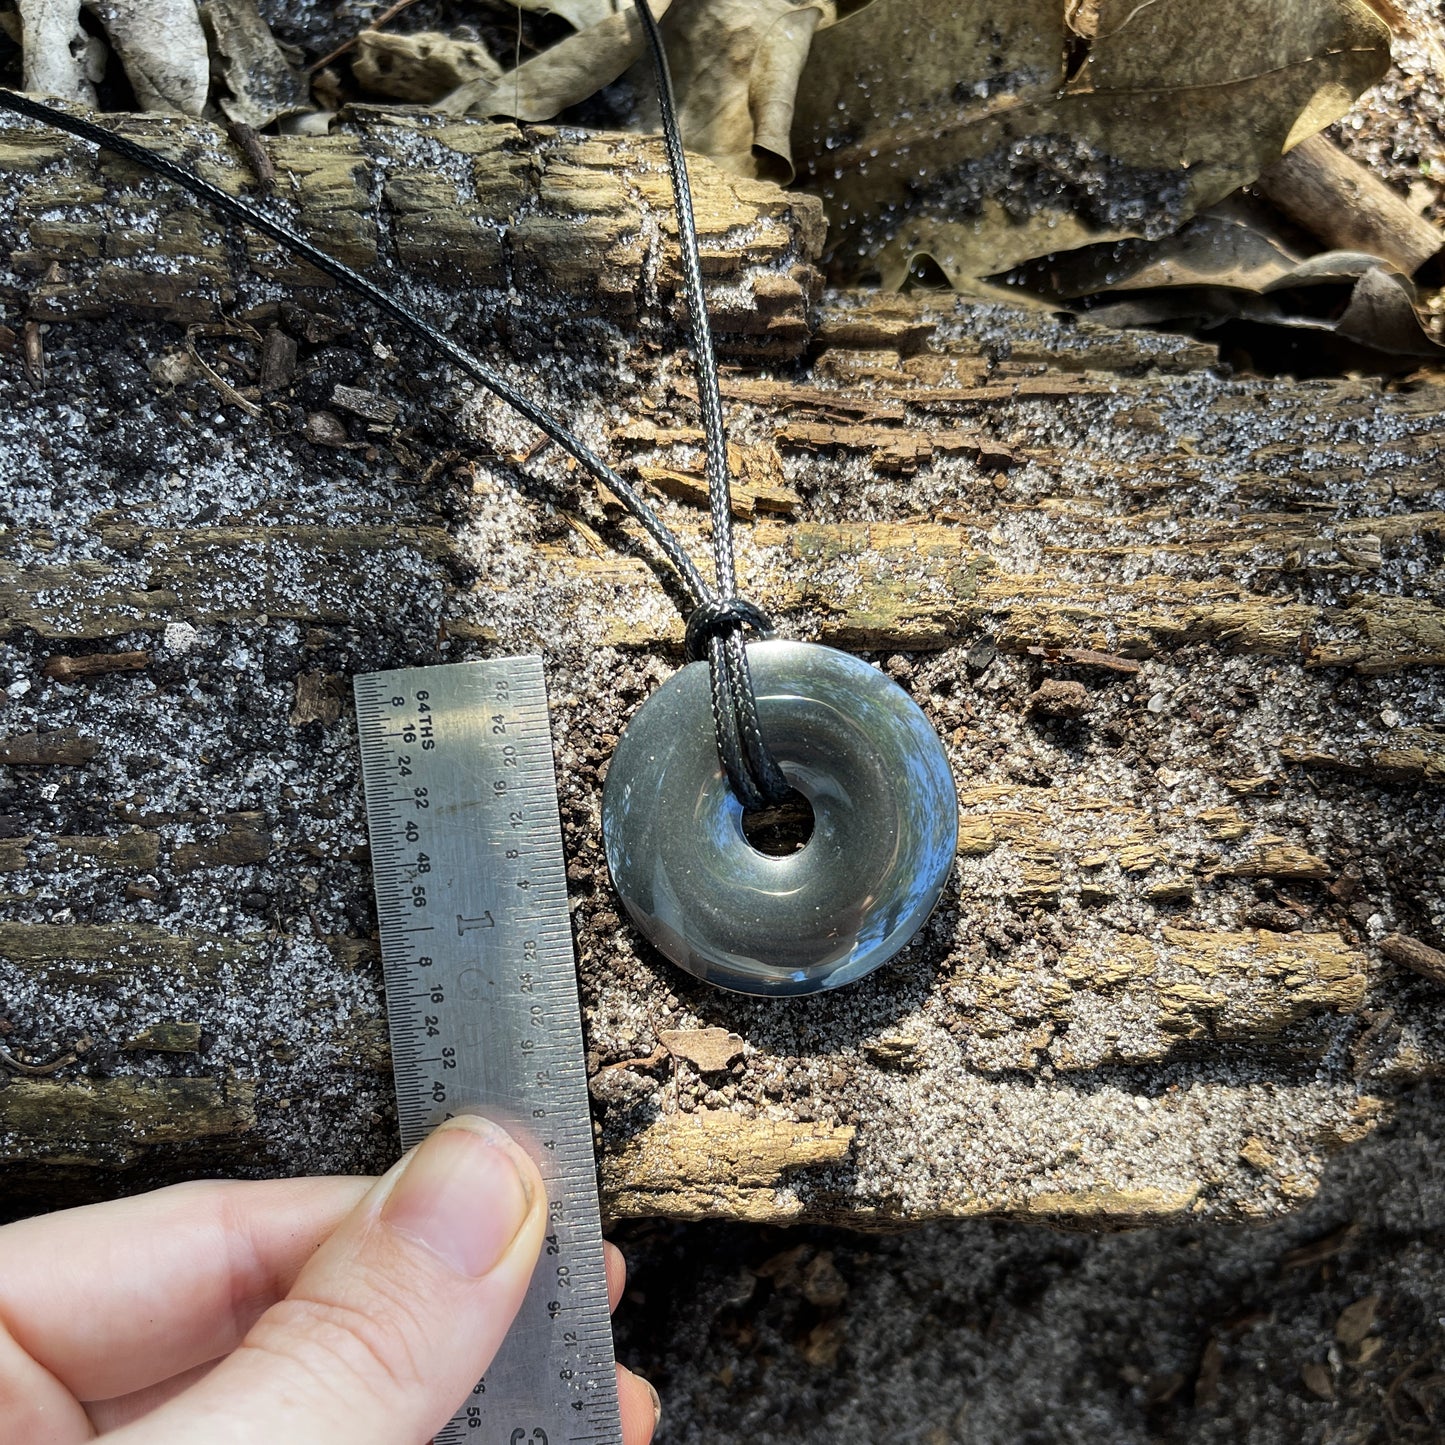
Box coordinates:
[185,333,264,419]
[1255,134,1444,278]
[308,0,426,74]
[42,649,151,682]
[226,121,275,193]
[0,1044,77,1076]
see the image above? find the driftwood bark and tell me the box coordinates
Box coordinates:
[1,113,1442,1229]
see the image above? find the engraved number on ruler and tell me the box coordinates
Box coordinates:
[354,658,621,1445]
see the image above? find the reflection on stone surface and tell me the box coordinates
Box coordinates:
[602,641,958,996]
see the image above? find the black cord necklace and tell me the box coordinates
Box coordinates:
[0,0,958,997]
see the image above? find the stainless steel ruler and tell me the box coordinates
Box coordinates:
[355,657,622,1444]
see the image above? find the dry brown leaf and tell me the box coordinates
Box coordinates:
[86,0,210,112]
[440,0,676,120]
[198,0,310,127]
[505,0,621,29]
[17,0,105,102]
[633,0,836,180]
[352,30,502,104]
[18,0,210,111]
[1009,202,1303,300]
[1075,246,1444,357]
[790,0,1391,286]
[658,1027,746,1072]
[437,0,834,181]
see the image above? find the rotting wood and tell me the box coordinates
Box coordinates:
[0,113,824,361]
[0,1077,256,1168]
[1254,133,1444,277]
[1381,932,1445,984]
[1,132,1441,1227]
[603,1114,856,1223]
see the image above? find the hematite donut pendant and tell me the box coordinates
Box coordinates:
[601,640,958,996]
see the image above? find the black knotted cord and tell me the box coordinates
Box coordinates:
[631,0,791,809]
[0,3,790,808]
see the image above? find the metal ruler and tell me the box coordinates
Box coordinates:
[355,657,622,1444]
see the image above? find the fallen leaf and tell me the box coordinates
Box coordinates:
[500,0,622,31]
[440,0,676,120]
[790,0,1391,285]
[1300,1360,1336,1400]
[488,0,618,29]
[658,1026,745,1071]
[439,0,835,182]
[633,0,837,180]
[1007,200,1304,302]
[1335,1294,1380,1347]
[17,0,106,103]
[86,0,211,113]
[352,30,503,104]
[198,0,310,127]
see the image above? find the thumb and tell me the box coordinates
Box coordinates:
[114,1115,546,1445]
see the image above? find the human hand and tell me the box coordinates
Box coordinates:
[0,1115,658,1444]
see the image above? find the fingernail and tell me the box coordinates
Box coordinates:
[381,1116,534,1277]
[647,1379,662,1428]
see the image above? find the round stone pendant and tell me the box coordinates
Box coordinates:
[601,640,958,996]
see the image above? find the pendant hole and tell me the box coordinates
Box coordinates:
[741,790,815,857]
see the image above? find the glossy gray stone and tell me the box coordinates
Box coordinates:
[601,640,958,996]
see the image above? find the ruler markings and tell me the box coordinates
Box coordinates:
[356,656,621,1444]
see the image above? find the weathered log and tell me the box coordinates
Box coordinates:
[0,110,824,359]
[1,114,1442,1228]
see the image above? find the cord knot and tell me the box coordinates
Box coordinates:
[684,596,773,662]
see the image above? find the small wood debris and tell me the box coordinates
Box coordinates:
[258,326,297,391]
[1239,1136,1276,1172]
[0,729,100,765]
[1329,865,1363,902]
[123,1021,203,1053]
[1281,1223,1357,1272]
[657,1028,745,1072]
[1221,844,1332,881]
[331,383,400,426]
[1335,1294,1380,1348]
[1381,932,1445,984]
[1146,878,1195,903]
[1224,775,1279,795]
[862,1034,920,1068]
[173,814,272,871]
[1194,1336,1224,1407]
[42,649,150,682]
[279,302,349,345]
[1025,645,1142,674]
[290,671,344,727]
[1300,1360,1336,1401]
[1026,678,1091,719]
[23,319,45,386]
[1245,903,1303,933]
